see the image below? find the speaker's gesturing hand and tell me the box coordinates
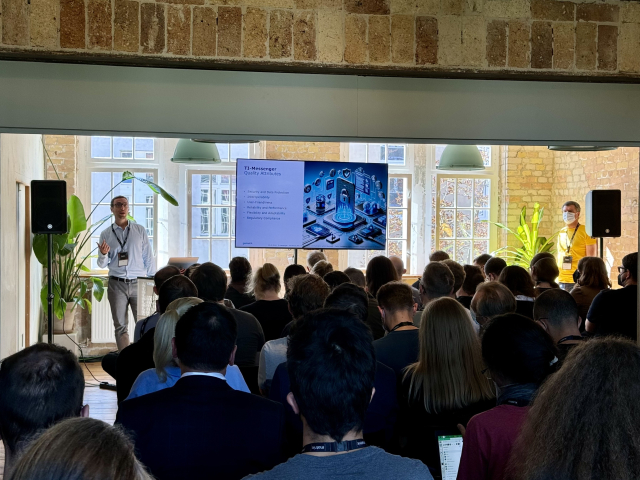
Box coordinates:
[97,240,110,255]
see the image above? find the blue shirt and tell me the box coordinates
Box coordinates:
[126,365,250,401]
[97,221,155,279]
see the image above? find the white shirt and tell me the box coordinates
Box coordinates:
[181,371,226,381]
[97,221,156,279]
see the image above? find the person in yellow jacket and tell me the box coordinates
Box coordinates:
[556,201,597,292]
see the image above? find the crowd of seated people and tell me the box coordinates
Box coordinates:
[1,249,639,480]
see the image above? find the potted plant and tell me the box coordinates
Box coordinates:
[491,203,559,268]
[33,171,178,334]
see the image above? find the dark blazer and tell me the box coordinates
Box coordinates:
[116,375,285,480]
[116,327,155,404]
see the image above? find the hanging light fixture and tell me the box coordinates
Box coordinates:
[171,139,221,164]
[548,146,618,152]
[436,145,485,171]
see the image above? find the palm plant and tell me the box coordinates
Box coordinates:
[491,203,559,268]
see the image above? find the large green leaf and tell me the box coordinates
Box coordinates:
[33,234,69,265]
[67,195,87,238]
[122,171,135,181]
[40,284,67,320]
[135,175,179,206]
[92,277,105,301]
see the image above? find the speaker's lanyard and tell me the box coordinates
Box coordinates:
[564,223,579,254]
[112,224,129,250]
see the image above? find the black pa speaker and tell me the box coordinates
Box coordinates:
[585,189,621,238]
[31,180,68,234]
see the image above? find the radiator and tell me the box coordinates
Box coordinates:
[91,278,157,344]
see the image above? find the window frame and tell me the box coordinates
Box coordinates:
[89,136,156,163]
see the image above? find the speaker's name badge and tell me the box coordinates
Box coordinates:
[562,255,573,270]
[118,252,129,267]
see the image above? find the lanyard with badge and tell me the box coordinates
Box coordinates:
[112,224,129,267]
[562,223,579,271]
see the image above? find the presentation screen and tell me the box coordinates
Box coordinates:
[235,159,389,250]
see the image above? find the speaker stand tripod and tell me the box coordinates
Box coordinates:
[599,237,604,260]
[47,234,54,344]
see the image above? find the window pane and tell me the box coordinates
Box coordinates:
[456,209,472,238]
[474,210,490,238]
[474,179,491,208]
[349,144,366,162]
[192,175,210,205]
[134,173,154,204]
[455,240,472,264]
[230,144,249,161]
[133,206,154,237]
[91,137,111,158]
[387,145,405,166]
[440,239,454,258]
[368,144,385,163]
[435,145,446,167]
[211,208,231,237]
[457,179,473,208]
[221,189,231,206]
[389,177,405,208]
[473,240,490,259]
[231,208,236,236]
[134,138,154,159]
[91,172,112,204]
[388,240,405,260]
[388,209,406,239]
[216,143,229,161]
[91,237,100,269]
[113,137,134,159]
[112,173,133,202]
[440,178,455,208]
[191,239,210,263]
[192,207,210,237]
[211,239,230,267]
[440,209,454,238]
[89,204,111,226]
[478,146,492,167]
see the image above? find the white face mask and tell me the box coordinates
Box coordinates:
[563,212,576,224]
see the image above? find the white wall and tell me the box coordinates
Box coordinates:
[0,134,45,358]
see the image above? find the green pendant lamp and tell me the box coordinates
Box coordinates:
[437,145,485,171]
[171,139,221,164]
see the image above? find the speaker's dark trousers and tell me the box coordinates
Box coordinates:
[107,278,138,351]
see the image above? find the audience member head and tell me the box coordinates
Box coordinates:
[0,344,85,470]
[343,267,365,288]
[322,270,351,290]
[184,263,201,279]
[499,265,536,298]
[287,309,376,442]
[482,313,558,387]
[389,256,406,278]
[310,260,333,278]
[419,262,454,304]
[365,256,399,297]
[442,259,465,296]
[306,250,327,271]
[154,297,203,382]
[158,275,198,313]
[533,289,582,341]
[174,302,237,373]
[229,256,252,284]
[529,252,555,270]
[324,283,369,324]
[247,263,281,298]
[576,256,611,290]
[153,265,180,294]
[510,338,640,480]
[407,297,494,412]
[377,282,416,331]
[190,262,227,302]
[484,256,507,282]
[473,254,492,275]
[288,274,330,321]
[531,258,560,289]
[470,282,517,326]
[619,252,638,287]
[283,264,307,295]
[460,264,484,296]
[429,250,450,262]
[8,417,152,480]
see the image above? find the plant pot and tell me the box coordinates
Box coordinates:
[54,304,76,334]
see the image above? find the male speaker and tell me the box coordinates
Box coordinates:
[31,180,67,234]
[585,189,621,238]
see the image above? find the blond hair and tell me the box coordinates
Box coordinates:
[404,297,494,413]
[247,263,281,296]
[154,297,203,382]
[310,260,333,278]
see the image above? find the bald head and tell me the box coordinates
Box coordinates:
[389,256,405,278]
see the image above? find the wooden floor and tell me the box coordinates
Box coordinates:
[0,362,117,478]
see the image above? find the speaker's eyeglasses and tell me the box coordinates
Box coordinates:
[113,202,128,209]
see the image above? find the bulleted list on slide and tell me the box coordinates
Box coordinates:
[235,159,304,248]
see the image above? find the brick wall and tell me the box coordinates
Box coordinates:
[43,135,77,196]
[3,0,640,78]
[551,147,639,280]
